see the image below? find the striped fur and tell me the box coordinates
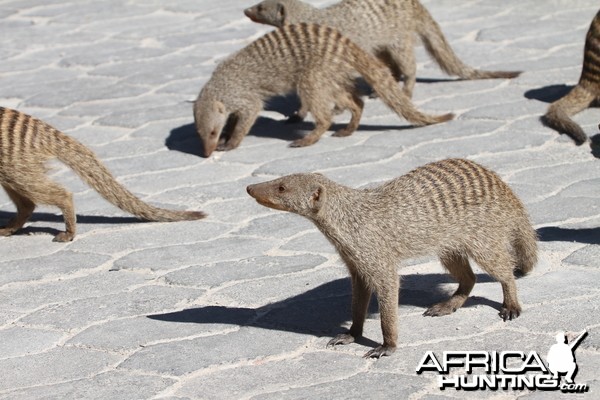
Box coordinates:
[194,23,452,157]
[542,10,600,144]
[0,107,205,242]
[247,159,538,358]
[244,0,521,97]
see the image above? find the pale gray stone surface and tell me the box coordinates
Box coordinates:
[0,0,598,399]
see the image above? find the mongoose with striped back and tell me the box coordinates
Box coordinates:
[244,0,521,97]
[0,107,205,242]
[542,10,600,145]
[246,159,538,358]
[194,23,453,157]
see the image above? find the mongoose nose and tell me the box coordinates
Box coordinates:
[246,185,254,196]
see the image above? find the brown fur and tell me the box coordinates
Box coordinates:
[247,159,538,358]
[244,0,521,97]
[0,107,205,242]
[194,23,453,157]
[542,10,600,145]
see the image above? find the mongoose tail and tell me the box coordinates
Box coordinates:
[541,86,593,145]
[346,41,454,126]
[56,133,207,223]
[0,107,205,242]
[542,10,600,144]
[247,159,537,358]
[414,0,522,80]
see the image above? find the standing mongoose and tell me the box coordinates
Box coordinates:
[194,23,453,157]
[542,10,600,145]
[246,159,538,358]
[0,107,205,242]
[244,0,521,97]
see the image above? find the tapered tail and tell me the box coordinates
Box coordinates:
[54,133,206,221]
[542,85,594,145]
[414,1,521,80]
[347,42,454,126]
[513,221,538,276]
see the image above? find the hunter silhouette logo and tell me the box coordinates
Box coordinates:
[547,330,587,385]
[416,329,589,393]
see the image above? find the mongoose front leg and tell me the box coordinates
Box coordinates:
[216,105,260,152]
[363,269,399,358]
[328,271,371,348]
[0,185,36,236]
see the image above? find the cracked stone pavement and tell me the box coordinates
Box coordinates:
[0,0,598,399]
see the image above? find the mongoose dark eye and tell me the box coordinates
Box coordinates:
[278,185,285,192]
[210,130,217,137]
[257,5,263,11]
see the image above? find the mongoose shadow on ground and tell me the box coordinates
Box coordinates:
[167,93,419,157]
[0,210,143,237]
[537,226,600,245]
[524,84,575,103]
[148,273,499,347]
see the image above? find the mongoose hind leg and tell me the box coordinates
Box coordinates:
[0,185,36,236]
[328,270,372,348]
[331,92,364,138]
[13,175,76,242]
[424,252,475,317]
[289,108,332,147]
[470,246,522,321]
[387,37,417,98]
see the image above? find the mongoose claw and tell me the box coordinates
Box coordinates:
[53,231,74,242]
[499,306,521,321]
[423,302,456,317]
[363,345,396,359]
[327,333,355,348]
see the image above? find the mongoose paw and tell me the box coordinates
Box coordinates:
[332,128,354,138]
[0,227,15,237]
[423,302,457,317]
[363,344,396,359]
[53,232,74,242]
[216,142,238,152]
[289,137,318,147]
[499,306,521,321]
[327,333,356,348]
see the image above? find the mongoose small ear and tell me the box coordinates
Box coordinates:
[310,185,325,212]
[277,3,287,24]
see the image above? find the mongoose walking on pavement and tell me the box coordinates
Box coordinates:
[542,10,600,145]
[194,23,453,157]
[244,0,521,97]
[0,107,205,242]
[246,159,538,358]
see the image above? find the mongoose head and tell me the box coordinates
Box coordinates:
[244,0,289,27]
[247,173,328,217]
[193,97,228,157]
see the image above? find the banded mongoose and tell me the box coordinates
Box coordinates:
[0,107,205,242]
[246,159,538,358]
[244,0,521,97]
[194,23,453,157]
[542,10,600,145]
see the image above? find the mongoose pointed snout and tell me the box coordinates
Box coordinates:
[244,7,258,21]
